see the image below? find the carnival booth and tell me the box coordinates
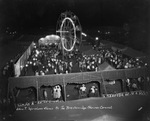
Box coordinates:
[38,34,60,46]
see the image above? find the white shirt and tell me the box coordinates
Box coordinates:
[90,88,95,93]
[53,86,61,99]
[43,90,48,98]
[80,86,86,92]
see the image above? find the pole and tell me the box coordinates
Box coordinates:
[63,75,67,102]
[36,81,38,102]
[122,79,126,92]
[101,73,107,96]
[7,83,10,100]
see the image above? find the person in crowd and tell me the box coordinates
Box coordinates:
[79,84,87,98]
[43,89,48,100]
[131,79,138,91]
[126,78,131,92]
[53,85,62,100]
[88,85,98,97]
[137,77,144,90]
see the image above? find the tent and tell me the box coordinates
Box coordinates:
[38,35,60,45]
[8,67,149,90]
[120,47,146,58]
[98,62,116,71]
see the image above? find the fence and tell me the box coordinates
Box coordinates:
[14,42,34,77]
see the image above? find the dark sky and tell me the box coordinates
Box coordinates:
[0,0,149,29]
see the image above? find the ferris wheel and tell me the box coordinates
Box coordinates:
[56,11,82,52]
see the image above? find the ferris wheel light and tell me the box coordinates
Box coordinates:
[81,32,87,37]
[73,15,76,19]
[95,37,99,40]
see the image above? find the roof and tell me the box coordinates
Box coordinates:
[38,34,60,45]
[120,47,146,58]
[101,40,146,58]
[98,62,116,71]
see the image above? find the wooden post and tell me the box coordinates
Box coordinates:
[63,76,66,102]
[99,82,103,97]
[11,89,16,109]
[36,81,38,102]
[122,79,126,92]
[7,83,10,100]
[101,73,107,96]
[16,90,20,98]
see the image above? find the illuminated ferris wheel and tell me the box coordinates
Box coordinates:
[56,11,82,52]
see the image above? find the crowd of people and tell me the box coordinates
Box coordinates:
[79,48,148,72]
[21,42,82,76]
[1,40,148,78]
[15,75,150,105]
[1,40,149,102]
[1,34,150,121]
[19,42,148,76]
[41,83,99,101]
[125,76,150,92]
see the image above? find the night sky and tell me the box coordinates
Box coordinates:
[0,0,149,28]
[0,0,149,53]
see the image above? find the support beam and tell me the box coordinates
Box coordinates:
[63,77,67,102]
[122,79,126,92]
[36,81,39,102]
[101,73,107,96]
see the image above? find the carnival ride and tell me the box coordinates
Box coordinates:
[56,11,82,54]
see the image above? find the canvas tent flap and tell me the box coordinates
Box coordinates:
[124,67,147,79]
[37,74,63,87]
[8,68,150,90]
[9,76,37,89]
[101,69,125,80]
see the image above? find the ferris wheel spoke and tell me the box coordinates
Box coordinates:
[69,27,74,32]
[69,35,74,40]
[69,30,74,34]
[63,23,67,31]
[64,40,70,49]
[66,20,70,28]
[67,42,71,49]
[67,20,71,29]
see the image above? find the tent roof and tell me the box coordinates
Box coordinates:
[121,47,146,58]
[101,40,146,58]
[98,62,116,71]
